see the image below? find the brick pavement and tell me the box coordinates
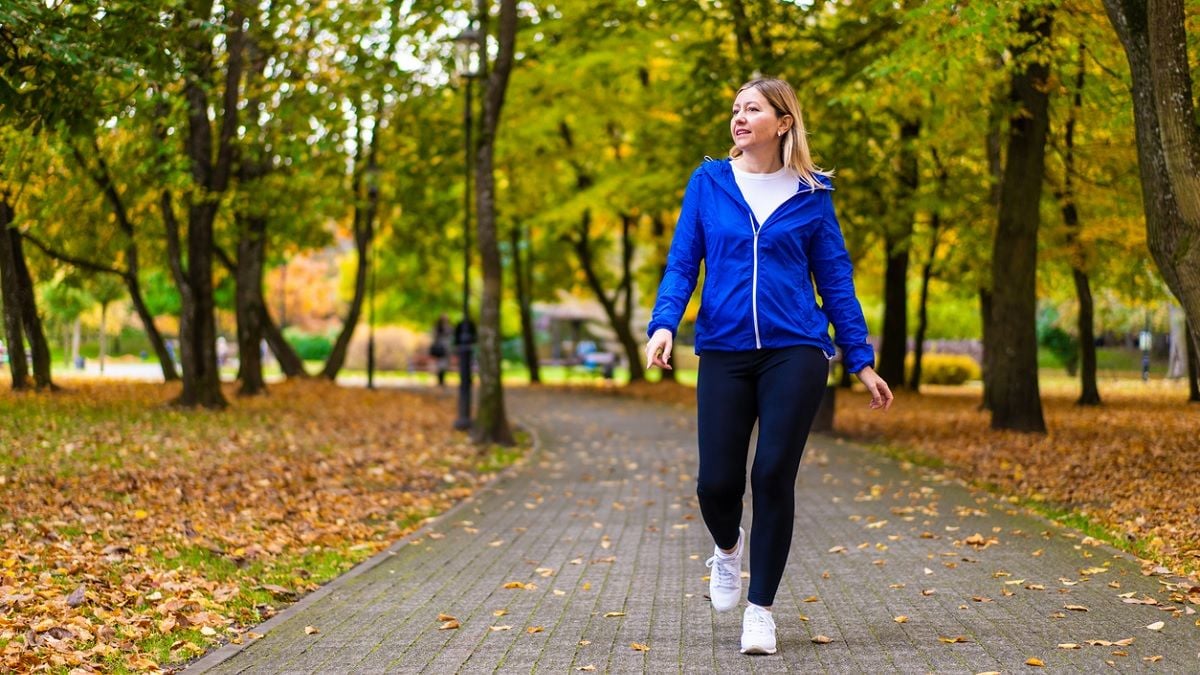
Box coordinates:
[190,387,1200,673]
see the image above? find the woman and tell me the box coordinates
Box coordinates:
[645,78,893,656]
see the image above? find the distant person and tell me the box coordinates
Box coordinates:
[431,314,451,386]
[216,336,229,368]
[644,78,893,656]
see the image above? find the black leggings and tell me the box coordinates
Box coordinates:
[696,345,829,607]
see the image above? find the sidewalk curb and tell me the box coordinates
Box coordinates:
[185,420,543,673]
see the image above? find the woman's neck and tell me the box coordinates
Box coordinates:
[734,147,784,174]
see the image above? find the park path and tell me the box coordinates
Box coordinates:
[191,387,1198,673]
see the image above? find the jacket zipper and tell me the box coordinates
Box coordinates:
[750,211,762,349]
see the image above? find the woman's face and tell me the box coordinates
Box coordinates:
[730,87,790,154]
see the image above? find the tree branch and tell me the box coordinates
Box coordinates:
[20,231,126,278]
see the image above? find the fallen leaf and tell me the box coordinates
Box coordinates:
[603,611,626,618]
[828,545,847,553]
[1146,621,1164,631]
[938,636,970,643]
[630,642,650,651]
[1144,656,1163,662]
[803,595,820,603]
[304,626,320,635]
[1057,643,1080,649]
[1026,657,1045,667]
[489,625,512,632]
[894,615,909,623]
[493,609,508,617]
[65,585,86,608]
[1064,605,1089,612]
[812,635,833,644]
[577,666,596,672]
[439,619,460,630]
[437,613,457,622]
[526,626,544,634]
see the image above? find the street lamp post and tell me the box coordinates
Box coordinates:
[452,24,481,431]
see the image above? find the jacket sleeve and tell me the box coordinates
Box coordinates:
[809,191,875,374]
[647,172,705,338]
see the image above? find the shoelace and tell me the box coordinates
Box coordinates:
[745,607,774,631]
[705,554,738,589]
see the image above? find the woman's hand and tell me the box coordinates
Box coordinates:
[855,366,894,410]
[645,329,674,370]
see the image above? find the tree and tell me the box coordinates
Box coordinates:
[1102,0,1200,386]
[989,6,1053,433]
[1050,41,1102,406]
[471,0,519,445]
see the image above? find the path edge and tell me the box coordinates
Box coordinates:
[185,420,543,673]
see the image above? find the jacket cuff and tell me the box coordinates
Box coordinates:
[843,344,876,375]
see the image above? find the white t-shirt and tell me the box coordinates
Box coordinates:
[731,163,799,226]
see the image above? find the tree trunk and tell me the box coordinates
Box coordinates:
[71,318,80,368]
[0,199,29,389]
[322,117,378,381]
[1187,325,1200,402]
[73,141,179,382]
[510,225,541,384]
[172,2,243,409]
[980,112,1003,411]
[99,301,108,375]
[236,215,268,395]
[879,119,919,386]
[321,185,373,380]
[909,212,939,392]
[1059,44,1101,406]
[989,8,1052,433]
[9,228,53,389]
[1103,0,1200,391]
[571,211,645,384]
[471,0,518,446]
[259,303,307,377]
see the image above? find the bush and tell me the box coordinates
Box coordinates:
[1038,326,1079,375]
[284,329,334,361]
[904,352,981,385]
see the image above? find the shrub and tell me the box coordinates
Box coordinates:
[284,329,334,361]
[904,352,981,385]
[1038,325,1079,375]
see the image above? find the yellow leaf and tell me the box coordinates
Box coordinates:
[493,609,508,617]
[603,612,626,618]
[894,616,909,623]
[1057,643,1080,649]
[439,619,460,630]
[503,581,526,589]
[938,636,969,643]
[526,626,544,634]
[812,635,833,644]
[489,625,512,632]
[304,625,320,635]
[134,509,149,520]
[1146,621,1164,631]
[1025,657,1045,667]
[577,666,597,672]
[1064,605,1089,612]
[437,613,457,622]
[630,642,650,651]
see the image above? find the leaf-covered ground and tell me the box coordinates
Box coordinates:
[0,380,516,673]
[618,379,1200,579]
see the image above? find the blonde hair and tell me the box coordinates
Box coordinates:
[729,78,832,190]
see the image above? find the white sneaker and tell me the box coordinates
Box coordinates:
[740,604,777,655]
[704,527,744,612]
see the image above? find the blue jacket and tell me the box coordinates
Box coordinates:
[647,158,875,374]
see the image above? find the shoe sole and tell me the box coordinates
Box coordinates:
[740,645,777,655]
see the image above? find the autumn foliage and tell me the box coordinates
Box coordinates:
[622,379,1200,578]
[0,381,502,673]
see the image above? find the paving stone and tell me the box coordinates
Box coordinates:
[191,388,1200,673]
